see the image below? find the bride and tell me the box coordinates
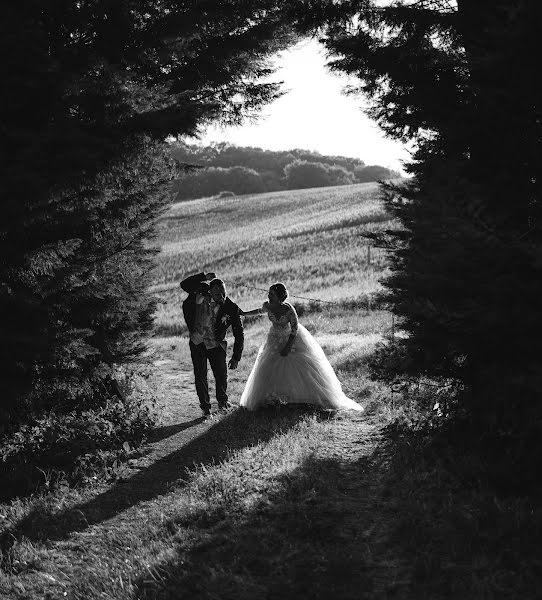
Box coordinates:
[239,283,363,411]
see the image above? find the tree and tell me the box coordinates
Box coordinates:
[170,142,385,197]
[174,166,265,199]
[354,165,396,183]
[0,0,298,494]
[169,142,368,183]
[283,159,333,189]
[294,0,542,432]
[327,164,357,186]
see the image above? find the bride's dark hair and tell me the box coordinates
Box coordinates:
[270,282,288,302]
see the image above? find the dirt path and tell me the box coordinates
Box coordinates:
[127,352,208,470]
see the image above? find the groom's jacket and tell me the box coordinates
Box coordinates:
[180,273,244,361]
[214,297,244,362]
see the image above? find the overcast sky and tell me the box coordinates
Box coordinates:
[195,39,411,173]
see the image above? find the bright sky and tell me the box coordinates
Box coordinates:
[196,39,411,174]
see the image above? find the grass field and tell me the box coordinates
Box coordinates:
[152,182,392,336]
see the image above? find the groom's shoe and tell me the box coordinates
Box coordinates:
[201,408,211,417]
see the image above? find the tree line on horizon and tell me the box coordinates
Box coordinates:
[169,142,401,200]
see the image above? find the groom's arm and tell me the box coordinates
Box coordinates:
[180,271,215,294]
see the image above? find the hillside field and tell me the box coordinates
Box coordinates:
[152,181,393,335]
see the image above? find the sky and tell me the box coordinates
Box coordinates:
[195,39,411,174]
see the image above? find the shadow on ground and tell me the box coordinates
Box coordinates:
[146,417,205,444]
[131,451,392,600]
[0,406,323,552]
[130,424,542,600]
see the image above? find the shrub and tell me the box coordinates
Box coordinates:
[354,165,396,183]
[283,159,333,189]
[174,166,265,200]
[0,368,157,499]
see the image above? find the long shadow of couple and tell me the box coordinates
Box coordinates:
[131,451,381,600]
[1,405,325,552]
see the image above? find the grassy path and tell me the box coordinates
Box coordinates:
[1,334,415,600]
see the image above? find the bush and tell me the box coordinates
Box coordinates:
[354,165,396,183]
[0,367,157,499]
[326,164,356,186]
[283,159,333,189]
[174,166,265,200]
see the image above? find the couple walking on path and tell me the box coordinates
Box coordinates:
[180,271,363,416]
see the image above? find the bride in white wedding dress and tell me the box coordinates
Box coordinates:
[239,283,363,411]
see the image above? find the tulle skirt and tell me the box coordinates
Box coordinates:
[239,324,363,411]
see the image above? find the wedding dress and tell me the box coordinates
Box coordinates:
[239,304,363,411]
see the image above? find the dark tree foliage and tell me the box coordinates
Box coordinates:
[0,1,296,492]
[300,0,542,432]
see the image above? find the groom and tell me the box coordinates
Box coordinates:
[180,272,244,416]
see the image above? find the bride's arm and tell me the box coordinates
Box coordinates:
[239,308,262,316]
[239,302,268,317]
[280,304,299,356]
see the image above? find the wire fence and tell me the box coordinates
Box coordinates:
[151,279,384,326]
[151,278,398,336]
[151,279,349,307]
[222,281,340,306]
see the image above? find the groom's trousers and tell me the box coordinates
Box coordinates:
[189,341,228,411]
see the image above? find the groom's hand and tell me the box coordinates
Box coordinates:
[228,358,239,369]
[205,272,216,280]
